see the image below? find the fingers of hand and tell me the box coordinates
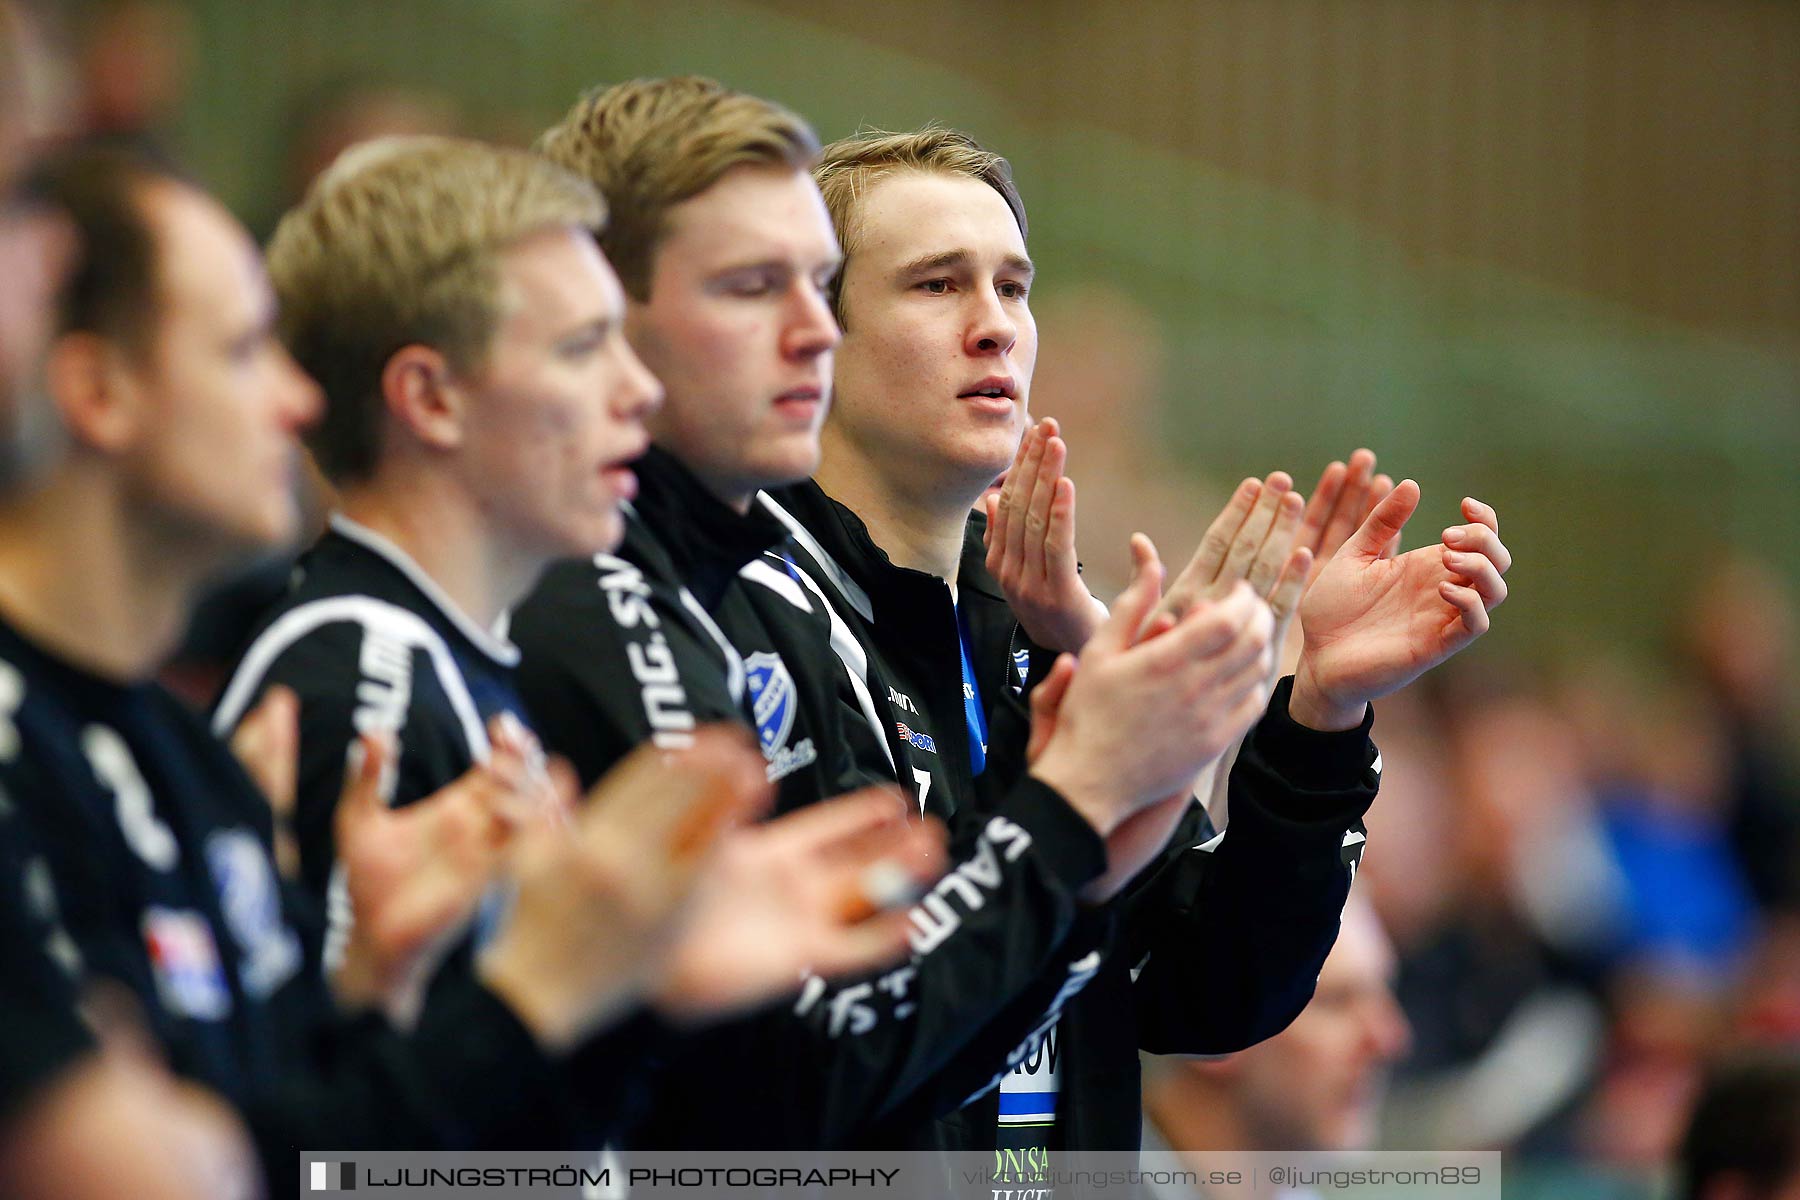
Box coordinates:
[1461,495,1499,535]
[585,727,765,859]
[1348,477,1419,557]
[672,746,769,863]
[767,785,913,862]
[1367,475,1398,557]
[1156,581,1265,665]
[540,757,580,827]
[1366,474,1395,519]
[1298,460,1348,552]
[1441,519,1512,575]
[1442,548,1508,609]
[821,814,944,923]
[809,906,918,976]
[983,492,1001,556]
[985,424,1034,565]
[1044,477,1078,577]
[1021,434,1068,584]
[1093,534,1165,655]
[1438,580,1491,637]
[1267,545,1313,623]
[1319,449,1376,554]
[1190,477,1261,586]
[232,686,299,809]
[1183,625,1275,758]
[1244,487,1305,599]
[1216,472,1293,594]
[1003,423,1050,574]
[342,731,395,815]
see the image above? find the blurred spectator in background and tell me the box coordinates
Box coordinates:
[1142,893,1411,1163]
[1678,1051,1800,1200]
[260,75,460,237]
[165,76,460,708]
[1382,670,1614,1155]
[73,0,190,161]
[1681,555,1800,916]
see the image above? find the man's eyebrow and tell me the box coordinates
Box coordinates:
[704,253,842,282]
[894,247,1035,282]
[894,248,971,278]
[556,314,615,342]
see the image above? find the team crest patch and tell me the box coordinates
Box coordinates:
[206,829,301,999]
[744,652,796,756]
[744,651,815,781]
[1011,648,1032,693]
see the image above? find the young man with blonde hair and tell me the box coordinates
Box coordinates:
[770,123,1510,1157]
[207,133,937,1151]
[0,143,844,1193]
[518,78,1356,1161]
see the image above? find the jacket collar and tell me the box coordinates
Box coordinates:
[326,513,520,666]
[631,445,790,609]
[775,479,1010,606]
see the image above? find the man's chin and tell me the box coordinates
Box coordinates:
[744,440,823,493]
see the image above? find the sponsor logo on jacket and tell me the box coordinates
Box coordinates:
[142,906,232,1021]
[896,721,937,754]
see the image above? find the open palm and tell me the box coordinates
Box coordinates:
[1296,481,1510,722]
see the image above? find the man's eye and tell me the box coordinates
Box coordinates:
[998,281,1029,300]
[920,279,951,295]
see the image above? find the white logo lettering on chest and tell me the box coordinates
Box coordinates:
[597,555,696,750]
[353,625,412,736]
[907,815,1034,954]
[886,686,918,714]
[82,724,178,871]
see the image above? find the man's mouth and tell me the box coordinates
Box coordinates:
[600,438,650,500]
[957,376,1017,402]
[773,385,826,423]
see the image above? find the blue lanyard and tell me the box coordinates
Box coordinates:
[956,604,988,777]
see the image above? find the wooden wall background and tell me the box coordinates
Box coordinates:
[168,0,1800,668]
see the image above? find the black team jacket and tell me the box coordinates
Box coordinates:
[761,479,1381,1152]
[212,514,662,1150]
[512,446,1124,1148]
[0,612,570,1195]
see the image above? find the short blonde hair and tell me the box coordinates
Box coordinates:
[814,126,1028,323]
[536,76,818,300]
[266,135,603,484]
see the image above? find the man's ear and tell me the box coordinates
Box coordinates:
[41,332,143,454]
[380,344,464,453]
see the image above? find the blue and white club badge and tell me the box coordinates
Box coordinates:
[206,829,301,999]
[743,651,797,758]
